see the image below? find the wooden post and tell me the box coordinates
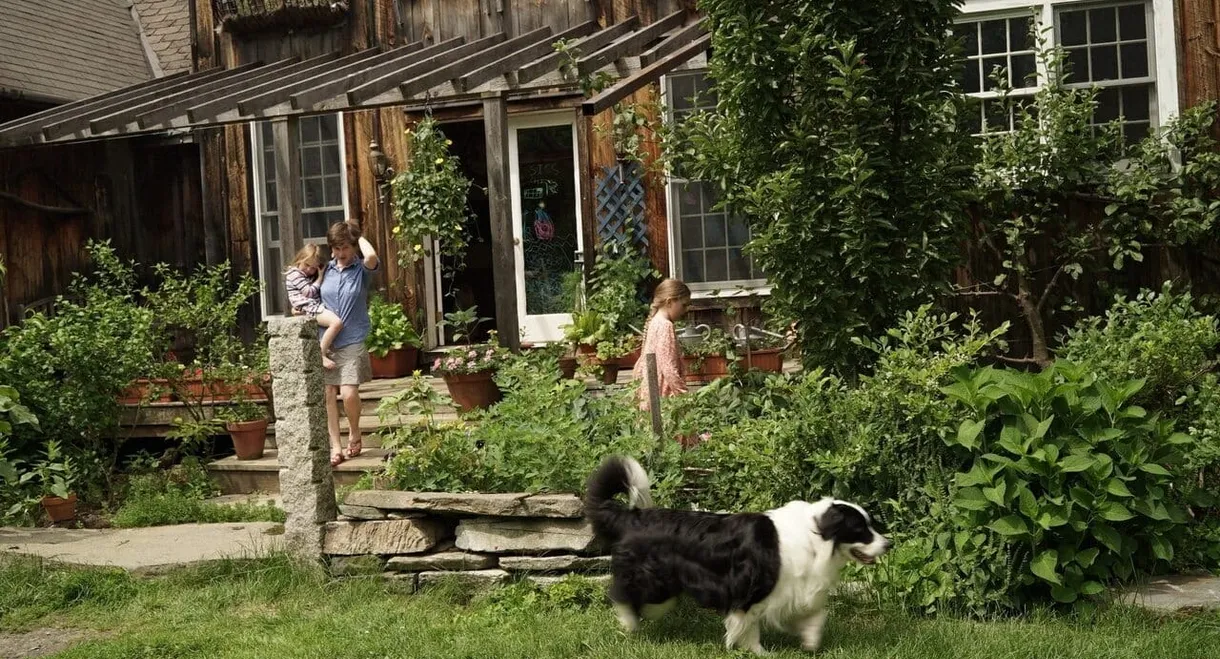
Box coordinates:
[483,93,521,350]
[272,116,303,310]
[645,353,664,440]
[574,107,597,283]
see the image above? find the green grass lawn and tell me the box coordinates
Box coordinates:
[2,554,1219,659]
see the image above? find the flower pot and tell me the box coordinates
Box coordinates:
[577,343,597,356]
[599,360,621,385]
[619,348,641,370]
[742,348,786,373]
[682,354,730,384]
[370,347,418,379]
[118,378,173,404]
[41,493,77,523]
[443,370,502,412]
[226,419,269,460]
[558,356,578,380]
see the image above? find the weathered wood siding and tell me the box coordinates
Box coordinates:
[1177,0,1220,134]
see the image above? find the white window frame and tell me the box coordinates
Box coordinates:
[661,65,769,298]
[957,0,1179,135]
[249,113,351,318]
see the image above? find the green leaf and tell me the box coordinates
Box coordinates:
[1099,502,1135,522]
[1075,548,1100,568]
[1079,581,1105,596]
[953,487,991,511]
[1165,432,1194,446]
[1150,535,1173,562]
[983,480,1008,507]
[1018,486,1039,520]
[1105,479,1133,498]
[1139,463,1171,476]
[956,465,994,488]
[1060,453,1095,473]
[955,419,985,450]
[1051,584,1078,603]
[1093,524,1122,553]
[989,515,1029,537]
[1031,549,1062,585]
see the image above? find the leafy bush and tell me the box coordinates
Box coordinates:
[1058,285,1219,407]
[111,458,284,528]
[935,363,1189,610]
[381,354,683,500]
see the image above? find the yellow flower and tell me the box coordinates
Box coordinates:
[392,225,401,234]
[414,244,423,252]
[445,139,453,146]
[435,157,444,165]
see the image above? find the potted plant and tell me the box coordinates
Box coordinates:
[217,398,269,460]
[682,327,734,384]
[592,334,636,385]
[366,294,423,379]
[432,307,506,412]
[35,440,77,523]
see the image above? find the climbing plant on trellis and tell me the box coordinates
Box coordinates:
[595,162,648,250]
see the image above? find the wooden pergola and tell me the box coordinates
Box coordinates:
[0,11,710,348]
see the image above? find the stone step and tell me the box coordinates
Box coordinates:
[207,448,387,495]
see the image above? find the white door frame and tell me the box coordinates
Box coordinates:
[507,111,584,344]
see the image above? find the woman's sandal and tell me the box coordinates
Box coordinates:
[346,438,363,459]
[330,451,346,467]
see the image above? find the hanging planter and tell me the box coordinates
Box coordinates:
[213,0,350,36]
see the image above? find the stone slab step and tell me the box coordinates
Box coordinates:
[207,448,387,495]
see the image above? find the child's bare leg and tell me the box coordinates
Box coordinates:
[315,309,344,370]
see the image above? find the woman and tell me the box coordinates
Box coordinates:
[317,220,379,467]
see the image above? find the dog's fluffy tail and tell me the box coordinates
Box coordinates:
[585,456,652,543]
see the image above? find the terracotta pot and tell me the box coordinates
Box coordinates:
[443,370,502,412]
[577,343,597,356]
[558,356,578,380]
[600,360,621,385]
[682,354,730,384]
[118,378,173,404]
[742,348,786,373]
[41,494,77,523]
[226,419,269,460]
[619,348,641,370]
[370,347,418,379]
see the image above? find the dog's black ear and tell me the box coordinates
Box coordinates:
[817,504,845,539]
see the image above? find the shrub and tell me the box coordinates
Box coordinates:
[933,363,1189,611]
[1058,285,1220,408]
[380,353,684,500]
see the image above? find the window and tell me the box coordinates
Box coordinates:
[664,70,764,291]
[251,114,348,316]
[956,1,1166,143]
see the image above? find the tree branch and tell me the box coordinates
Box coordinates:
[996,355,1042,366]
[0,190,90,215]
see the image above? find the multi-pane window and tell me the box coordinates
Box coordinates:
[956,1,1156,142]
[1057,2,1153,142]
[665,70,763,289]
[253,114,347,315]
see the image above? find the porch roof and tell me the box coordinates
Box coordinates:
[0,11,708,150]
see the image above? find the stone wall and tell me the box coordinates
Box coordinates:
[325,490,611,590]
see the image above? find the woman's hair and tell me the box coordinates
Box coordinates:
[327,220,362,248]
[649,278,692,318]
[285,243,323,274]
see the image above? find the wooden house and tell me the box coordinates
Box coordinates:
[0,0,1217,350]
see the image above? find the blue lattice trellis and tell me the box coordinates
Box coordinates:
[595,162,648,250]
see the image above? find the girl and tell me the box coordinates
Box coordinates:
[632,278,692,412]
[284,244,344,370]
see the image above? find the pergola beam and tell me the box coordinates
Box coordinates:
[398,27,553,100]
[638,20,705,67]
[0,71,190,142]
[41,64,262,140]
[582,33,710,116]
[91,57,305,133]
[236,47,399,116]
[346,34,501,104]
[576,10,686,77]
[286,40,436,111]
[459,22,596,92]
[187,49,379,121]
[516,17,639,84]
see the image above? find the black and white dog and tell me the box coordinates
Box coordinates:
[584,456,890,655]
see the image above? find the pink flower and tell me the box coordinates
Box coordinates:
[432,358,441,370]
[468,350,477,358]
[699,432,712,442]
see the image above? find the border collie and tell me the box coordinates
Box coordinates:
[584,456,890,655]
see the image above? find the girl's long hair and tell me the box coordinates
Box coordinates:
[648,278,692,320]
[284,243,322,274]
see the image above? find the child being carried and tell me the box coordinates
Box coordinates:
[284,244,344,370]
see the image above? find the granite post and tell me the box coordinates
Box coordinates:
[267,315,337,559]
